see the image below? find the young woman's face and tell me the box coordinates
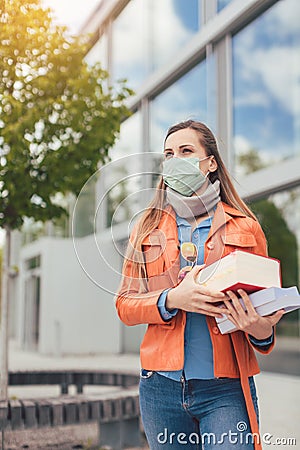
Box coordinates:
[164,128,217,174]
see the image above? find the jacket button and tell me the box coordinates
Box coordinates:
[207,241,215,250]
[212,326,220,334]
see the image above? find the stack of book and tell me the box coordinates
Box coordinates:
[195,250,300,334]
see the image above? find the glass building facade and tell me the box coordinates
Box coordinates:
[82,0,300,343]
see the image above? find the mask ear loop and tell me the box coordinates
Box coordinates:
[202,155,215,179]
[198,155,210,163]
[198,155,212,178]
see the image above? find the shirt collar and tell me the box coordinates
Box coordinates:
[176,214,213,229]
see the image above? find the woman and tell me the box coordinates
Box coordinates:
[115,120,283,449]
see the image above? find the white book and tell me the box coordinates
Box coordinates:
[196,250,281,294]
[216,286,300,334]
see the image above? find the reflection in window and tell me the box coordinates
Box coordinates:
[112,0,147,89]
[150,61,207,153]
[109,112,142,161]
[250,187,300,337]
[232,0,300,177]
[85,34,108,69]
[217,0,233,12]
[150,0,200,71]
[73,178,96,237]
[106,113,142,226]
[111,0,201,89]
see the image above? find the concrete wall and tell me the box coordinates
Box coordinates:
[18,233,125,355]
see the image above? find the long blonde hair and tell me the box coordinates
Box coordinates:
[124,120,257,280]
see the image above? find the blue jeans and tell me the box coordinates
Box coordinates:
[139,371,259,449]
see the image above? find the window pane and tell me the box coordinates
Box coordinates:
[111,0,201,89]
[150,61,207,152]
[217,0,233,12]
[250,187,300,337]
[109,112,142,161]
[85,34,107,68]
[233,0,300,176]
[106,113,142,226]
[72,178,96,237]
[112,0,148,89]
[150,0,200,71]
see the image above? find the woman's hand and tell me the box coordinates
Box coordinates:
[166,265,227,318]
[224,289,284,339]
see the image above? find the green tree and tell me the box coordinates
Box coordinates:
[251,199,299,336]
[238,149,299,336]
[0,0,133,399]
[251,200,298,288]
[237,148,267,175]
[238,149,298,286]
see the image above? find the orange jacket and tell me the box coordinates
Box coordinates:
[116,202,275,449]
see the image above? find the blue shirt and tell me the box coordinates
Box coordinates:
[157,214,274,381]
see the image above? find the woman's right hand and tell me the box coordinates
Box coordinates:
[166,265,227,318]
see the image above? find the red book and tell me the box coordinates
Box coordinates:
[196,250,281,294]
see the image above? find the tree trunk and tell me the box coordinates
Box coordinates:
[0,226,11,401]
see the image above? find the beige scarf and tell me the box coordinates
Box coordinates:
[166,180,221,219]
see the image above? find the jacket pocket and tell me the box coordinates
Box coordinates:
[221,233,257,250]
[143,243,165,277]
[143,242,163,264]
[142,230,166,276]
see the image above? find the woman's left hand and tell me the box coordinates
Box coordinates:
[223,289,284,340]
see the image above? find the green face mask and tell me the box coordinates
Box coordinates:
[162,156,209,197]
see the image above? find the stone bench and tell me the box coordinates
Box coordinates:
[0,370,141,450]
[9,369,139,394]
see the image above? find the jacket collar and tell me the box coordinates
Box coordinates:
[162,202,247,240]
[141,202,247,285]
[142,202,247,249]
[207,202,247,240]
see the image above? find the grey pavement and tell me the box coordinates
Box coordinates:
[6,340,300,450]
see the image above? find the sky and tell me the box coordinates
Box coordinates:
[41,0,101,34]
